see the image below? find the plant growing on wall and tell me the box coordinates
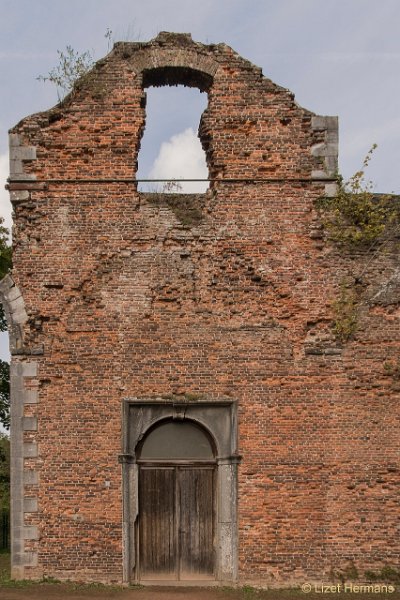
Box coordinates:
[319,145,397,249]
[36,29,134,102]
[316,147,400,343]
[37,45,95,101]
[332,279,359,342]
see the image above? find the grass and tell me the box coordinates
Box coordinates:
[0,551,42,588]
[0,552,125,589]
[0,550,10,577]
[0,555,399,599]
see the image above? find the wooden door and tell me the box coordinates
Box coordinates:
[139,465,215,581]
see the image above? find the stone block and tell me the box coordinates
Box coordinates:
[9,133,20,147]
[23,497,38,512]
[324,182,338,197]
[18,146,36,161]
[23,470,38,485]
[0,274,13,293]
[5,286,22,303]
[23,443,38,458]
[23,389,39,405]
[22,417,38,431]
[23,526,39,540]
[9,158,22,175]
[10,190,30,202]
[311,142,327,157]
[10,307,28,325]
[10,296,26,313]
[23,551,38,567]
[21,363,38,377]
[312,169,330,180]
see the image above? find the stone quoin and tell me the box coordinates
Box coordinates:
[1,32,399,586]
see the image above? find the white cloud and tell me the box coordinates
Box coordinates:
[148,128,208,193]
[0,154,12,236]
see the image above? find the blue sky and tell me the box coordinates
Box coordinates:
[0,0,400,367]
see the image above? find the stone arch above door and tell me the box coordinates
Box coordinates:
[120,398,239,584]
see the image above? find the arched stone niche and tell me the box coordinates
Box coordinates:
[120,398,239,584]
[115,32,219,88]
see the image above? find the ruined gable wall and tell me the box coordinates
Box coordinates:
[5,32,399,584]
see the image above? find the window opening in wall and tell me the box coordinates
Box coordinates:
[137,86,208,193]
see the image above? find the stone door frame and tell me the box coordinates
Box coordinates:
[120,398,239,585]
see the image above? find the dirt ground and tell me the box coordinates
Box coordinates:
[0,582,254,600]
[2,585,399,600]
[1,554,399,600]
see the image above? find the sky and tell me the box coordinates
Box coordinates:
[0,0,399,373]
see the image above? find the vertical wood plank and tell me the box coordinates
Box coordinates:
[139,467,176,579]
[179,467,215,580]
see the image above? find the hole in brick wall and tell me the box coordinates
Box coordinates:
[137,85,209,193]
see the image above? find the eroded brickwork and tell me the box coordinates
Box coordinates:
[3,32,399,585]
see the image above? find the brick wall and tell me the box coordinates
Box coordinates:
[3,32,399,585]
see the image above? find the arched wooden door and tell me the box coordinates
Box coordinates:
[137,420,216,582]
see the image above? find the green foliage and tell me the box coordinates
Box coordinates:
[319,147,399,343]
[0,218,12,333]
[319,145,397,249]
[0,362,10,431]
[332,280,359,342]
[329,562,359,584]
[365,566,400,584]
[241,585,260,598]
[37,45,94,101]
[36,28,145,104]
[146,185,204,227]
[0,221,11,282]
[0,219,11,431]
[0,311,6,333]
[343,562,359,581]
[0,434,10,511]
[383,360,400,380]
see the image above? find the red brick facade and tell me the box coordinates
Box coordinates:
[2,32,399,586]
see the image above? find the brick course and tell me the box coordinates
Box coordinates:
[2,32,399,586]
